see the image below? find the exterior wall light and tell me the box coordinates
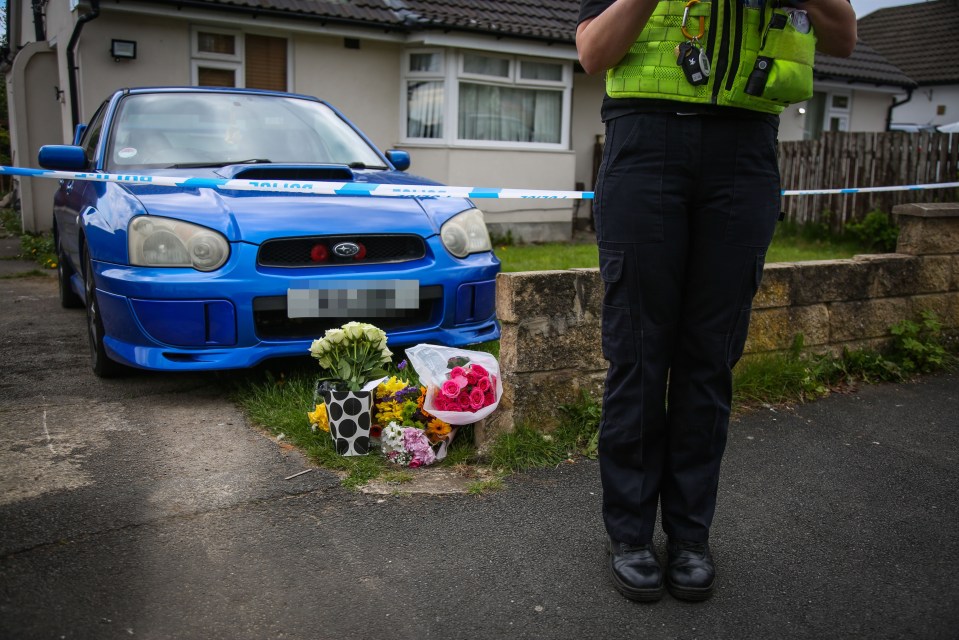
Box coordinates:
[111,39,137,61]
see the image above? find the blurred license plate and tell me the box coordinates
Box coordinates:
[287,280,420,318]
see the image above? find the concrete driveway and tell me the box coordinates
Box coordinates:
[1,248,958,639]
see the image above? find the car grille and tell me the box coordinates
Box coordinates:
[252,285,442,340]
[258,234,426,267]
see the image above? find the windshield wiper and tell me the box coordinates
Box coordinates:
[168,158,272,169]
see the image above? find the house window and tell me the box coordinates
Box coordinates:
[198,66,238,87]
[825,90,851,133]
[828,115,848,132]
[831,94,849,110]
[403,49,571,148]
[803,90,851,140]
[406,51,445,139]
[191,28,288,91]
[198,31,236,56]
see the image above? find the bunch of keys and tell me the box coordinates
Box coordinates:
[677,0,710,86]
[676,40,711,86]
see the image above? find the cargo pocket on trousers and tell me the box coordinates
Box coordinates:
[729,251,767,367]
[599,248,636,363]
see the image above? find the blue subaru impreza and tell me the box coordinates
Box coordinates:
[41,87,499,377]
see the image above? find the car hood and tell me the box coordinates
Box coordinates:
[120,167,472,244]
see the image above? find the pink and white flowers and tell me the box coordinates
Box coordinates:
[381,421,437,468]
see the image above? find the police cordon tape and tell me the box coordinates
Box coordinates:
[2,165,958,199]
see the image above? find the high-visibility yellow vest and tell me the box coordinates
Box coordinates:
[606,0,817,114]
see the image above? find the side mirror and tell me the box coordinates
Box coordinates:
[73,124,88,146]
[38,145,88,171]
[385,149,410,172]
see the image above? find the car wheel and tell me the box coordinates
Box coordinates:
[57,234,84,309]
[84,245,125,378]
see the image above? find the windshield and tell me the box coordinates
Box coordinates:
[106,92,385,171]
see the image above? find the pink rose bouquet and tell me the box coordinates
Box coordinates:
[406,344,502,426]
[431,360,497,413]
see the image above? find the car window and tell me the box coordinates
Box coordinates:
[105,92,386,171]
[80,103,108,167]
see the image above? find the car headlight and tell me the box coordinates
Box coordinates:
[128,216,230,271]
[440,208,492,258]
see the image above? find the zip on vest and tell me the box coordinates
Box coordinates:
[710,0,732,105]
[725,0,746,93]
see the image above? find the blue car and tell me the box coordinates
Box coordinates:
[41,87,499,377]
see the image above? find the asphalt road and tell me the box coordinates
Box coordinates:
[1,246,958,640]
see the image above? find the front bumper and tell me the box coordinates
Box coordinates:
[91,240,500,371]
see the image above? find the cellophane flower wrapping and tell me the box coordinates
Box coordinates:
[405,344,502,425]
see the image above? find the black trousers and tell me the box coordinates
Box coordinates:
[594,110,781,545]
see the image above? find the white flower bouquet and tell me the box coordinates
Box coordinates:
[309,321,392,392]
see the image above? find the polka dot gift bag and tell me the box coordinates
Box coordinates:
[308,322,392,456]
[314,382,379,456]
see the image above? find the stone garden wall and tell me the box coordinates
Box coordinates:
[479,202,959,443]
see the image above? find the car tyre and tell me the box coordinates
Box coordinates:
[57,233,84,309]
[84,245,126,378]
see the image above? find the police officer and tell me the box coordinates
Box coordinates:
[576,0,856,602]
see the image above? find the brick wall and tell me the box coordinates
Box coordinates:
[481,202,959,443]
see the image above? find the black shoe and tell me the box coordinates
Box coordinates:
[607,538,665,602]
[666,539,716,601]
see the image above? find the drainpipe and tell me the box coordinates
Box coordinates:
[66,0,101,130]
[886,87,913,131]
[32,0,46,41]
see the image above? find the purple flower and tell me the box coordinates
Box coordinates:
[397,359,408,370]
[395,386,420,401]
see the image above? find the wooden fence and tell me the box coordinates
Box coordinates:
[591,130,959,231]
[779,131,959,228]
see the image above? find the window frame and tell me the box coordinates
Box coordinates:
[191,26,244,87]
[458,51,513,82]
[823,89,852,134]
[189,27,292,92]
[192,26,243,62]
[517,59,566,87]
[192,60,242,88]
[400,48,572,150]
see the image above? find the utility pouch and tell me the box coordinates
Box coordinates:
[727,5,816,110]
[753,8,816,104]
